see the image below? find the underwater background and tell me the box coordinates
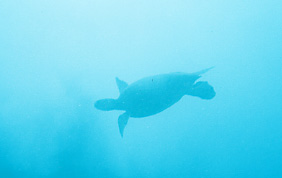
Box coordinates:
[1,0,282,177]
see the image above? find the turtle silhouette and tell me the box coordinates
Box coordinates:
[95,67,216,137]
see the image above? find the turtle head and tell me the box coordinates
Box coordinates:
[190,81,216,100]
[94,99,117,111]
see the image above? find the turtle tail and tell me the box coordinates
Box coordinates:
[94,98,117,111]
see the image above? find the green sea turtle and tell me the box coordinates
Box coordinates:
[95,67,216,137]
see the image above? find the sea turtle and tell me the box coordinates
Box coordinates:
[95,67,216,137]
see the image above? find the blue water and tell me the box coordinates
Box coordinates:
[1,1,282,177]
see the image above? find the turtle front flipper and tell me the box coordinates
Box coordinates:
[116,77,128,94]
[118,112,130,137]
